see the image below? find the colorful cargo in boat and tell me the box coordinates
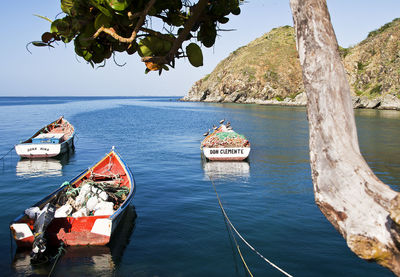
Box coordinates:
[201,122,250,161]
[10,148,135,252]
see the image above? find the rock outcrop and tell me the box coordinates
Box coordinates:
[182,20,400,110]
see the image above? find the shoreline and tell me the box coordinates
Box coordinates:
[180,92,400,111]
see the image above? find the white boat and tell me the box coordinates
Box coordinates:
[202,147,251,161]
[15,117,75,158]
[201,121,250,161]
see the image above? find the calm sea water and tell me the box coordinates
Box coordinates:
[0,97,399,277]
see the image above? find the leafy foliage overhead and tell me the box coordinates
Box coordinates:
[32,0,243,74]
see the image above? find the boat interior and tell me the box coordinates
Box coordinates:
[26,118,74,144]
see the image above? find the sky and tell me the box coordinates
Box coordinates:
[1,1,400,97]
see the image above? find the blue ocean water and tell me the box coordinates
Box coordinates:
[0,97,399,276]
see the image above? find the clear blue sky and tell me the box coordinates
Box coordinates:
[1,1,399,97]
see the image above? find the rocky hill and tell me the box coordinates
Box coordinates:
[182,20,400,110]
[343,18,400,109]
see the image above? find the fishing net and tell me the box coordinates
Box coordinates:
[202,131,250,148]
[54,177,130,218]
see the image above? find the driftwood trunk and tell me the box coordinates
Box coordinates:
[289,0,400,274]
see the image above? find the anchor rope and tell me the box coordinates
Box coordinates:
[210,177,293,277]
[220,192,253,276]
[221,201,243,275]
[236,244,253,277]
[0,146,14,161]
[48,243,66,277]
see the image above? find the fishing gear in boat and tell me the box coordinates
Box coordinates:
[10,149,135,249]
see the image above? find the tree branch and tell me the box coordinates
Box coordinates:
[93,0,156,43]
[166,0,209,63]
[139,27,176,42]
[142,0,209,66]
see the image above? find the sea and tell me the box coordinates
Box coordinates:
[0,96,399,277]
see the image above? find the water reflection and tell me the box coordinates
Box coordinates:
[12,205,137,276]
[202,158,250,181]
[16,150,73,178]
[355,109,400,119]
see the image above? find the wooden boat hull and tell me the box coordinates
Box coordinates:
[10,149,135,248]
[15,117,75,158]
[15,137,74,158]
[202,147,251,161]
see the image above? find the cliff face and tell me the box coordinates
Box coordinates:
[182,26,306,106]
[343,18,400,109]
[183,21,400,110]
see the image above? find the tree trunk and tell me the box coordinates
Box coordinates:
[289,0,400,274]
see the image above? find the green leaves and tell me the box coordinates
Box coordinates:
[32,0,244,73]
[32,41,50,47]
[106,0,131,11]
[186,43,203,67]
[33,14,52,23]
[197,22,217,48]
[50,18,71,36]
[90,0,113,17]
[94,13,112,29]
[61,0,74,15]
[138,36,172,57]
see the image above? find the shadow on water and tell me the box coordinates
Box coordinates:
[11,205,137,277]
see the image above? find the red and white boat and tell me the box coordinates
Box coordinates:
[10,148,135,256]
[15,116,75,158]
[201,121,250,161]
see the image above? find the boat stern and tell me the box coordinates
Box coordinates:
[10,223,34,248]
[53,217,113,246]
[15,143,62,158]
[91,218,112,237]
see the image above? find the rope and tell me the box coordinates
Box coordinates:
[221,205,241,275]
[210,177,293,277]
[217,182,253,276]
[48,243,66,277]
[236,244,253,277]
[0,146,14,161]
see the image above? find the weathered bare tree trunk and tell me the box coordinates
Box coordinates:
[289,0,400,274]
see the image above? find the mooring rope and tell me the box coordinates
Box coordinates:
[220,195,253,277]
[0,146,14,161]
[210,177,293,277]
[221,203,243,275]
[48,242,66,277]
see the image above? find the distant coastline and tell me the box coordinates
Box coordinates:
[182,21,400,111]
[181,91,400,111]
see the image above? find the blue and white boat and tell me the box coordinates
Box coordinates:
[15,116,75,158]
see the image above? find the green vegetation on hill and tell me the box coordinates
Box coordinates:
[343,17,400,99]
[367,18,400,38]
[186,25,304,103]
[186,20,400,105]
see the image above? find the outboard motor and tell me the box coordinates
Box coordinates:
[31,203,56,264]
